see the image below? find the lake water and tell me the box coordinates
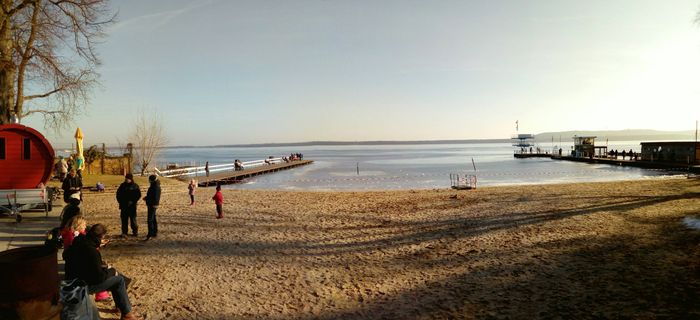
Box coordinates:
[156,141,680,190]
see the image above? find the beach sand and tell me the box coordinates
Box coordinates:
[79,177,700,319]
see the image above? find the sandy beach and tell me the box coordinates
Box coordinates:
[75,177,700,319]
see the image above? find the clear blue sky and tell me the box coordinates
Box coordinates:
[26,0,700,148]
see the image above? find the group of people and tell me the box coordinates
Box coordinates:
[58,171,230,319]
[116,173,161,240]
[58,174,155,320]
[282,153,303,163]
[54,155,84,181]
[609,149,637,160]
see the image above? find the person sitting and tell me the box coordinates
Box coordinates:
[96,182,105,192]
[64,224,142,320]
[61,215,87,251]
[60,194,82,230]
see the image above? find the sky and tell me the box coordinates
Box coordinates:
[24,0,700,148]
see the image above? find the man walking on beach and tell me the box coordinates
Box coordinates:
[116,173,142,237]
[143,175,161,240]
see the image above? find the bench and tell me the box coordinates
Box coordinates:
[0,188,52,222]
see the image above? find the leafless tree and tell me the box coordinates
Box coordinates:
[0,0,113,129]
[130,109,168,176]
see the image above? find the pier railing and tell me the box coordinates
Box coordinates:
[154,157,285,178]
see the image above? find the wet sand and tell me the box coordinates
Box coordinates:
[80,177,700,319]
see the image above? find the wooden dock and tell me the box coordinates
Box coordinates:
[550,156,700,173]
[514,153,551,159]
[186,160,314,186]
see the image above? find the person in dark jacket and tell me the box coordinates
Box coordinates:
[116,173,142,237]
[64,224,142,320]
[59,193,82,229]
[61,170,83,203]
[143,175,161,240]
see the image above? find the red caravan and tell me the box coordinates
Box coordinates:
[0,124,55,189]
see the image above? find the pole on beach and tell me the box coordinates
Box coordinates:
[357,162,360,175]
[471,158,477,171]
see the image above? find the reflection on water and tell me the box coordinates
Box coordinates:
[159,142,677,190]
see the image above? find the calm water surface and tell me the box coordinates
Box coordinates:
[158,142,678,190]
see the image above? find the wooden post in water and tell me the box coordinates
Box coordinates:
[357,162,360,175]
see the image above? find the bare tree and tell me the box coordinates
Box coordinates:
[0,0,113,129]
[130,109,168,176]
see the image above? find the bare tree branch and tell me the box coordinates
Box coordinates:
[130,109,169,176]
[0,0,113,130]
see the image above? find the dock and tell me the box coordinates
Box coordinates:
[514,153,551,159]
[194,160,313,186]
[549,155,700,173]
[155,158,314,187]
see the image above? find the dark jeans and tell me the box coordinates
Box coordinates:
[88,274,131,315]
[147,206,158,237]
[216,204,223,218]
[190,194,194,204]
[120,206,138,235]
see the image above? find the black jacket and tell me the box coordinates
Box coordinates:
[64,234,114,285]
[116,182,141,209]
[144,180,161,207]
[61,175,82,193]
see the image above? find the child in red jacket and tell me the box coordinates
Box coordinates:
[212,185,223,219]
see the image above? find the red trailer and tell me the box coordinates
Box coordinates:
[0,124,56,221]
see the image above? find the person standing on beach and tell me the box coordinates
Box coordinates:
[188,179,197,205]
[116,173,142,237]
[143,175,161,240]
[205,161,210,177]
[62,170,82,203]
[212,185,223,219]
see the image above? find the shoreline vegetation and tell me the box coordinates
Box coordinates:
[73,175,699,319]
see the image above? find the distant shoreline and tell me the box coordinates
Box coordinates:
[166,131,696,149]
[166,139,511,149]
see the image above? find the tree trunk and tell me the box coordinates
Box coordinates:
[0,2,16,124]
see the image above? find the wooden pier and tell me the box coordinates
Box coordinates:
[189,160,313,186]
[514,153,551,159]
[550,156,700,173]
